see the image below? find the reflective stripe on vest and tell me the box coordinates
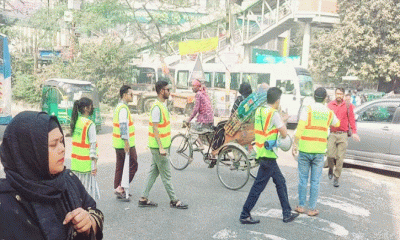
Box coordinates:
[148,100,171,148]
[254,106,279,159]
[298,105,333,153]
[112,103,135,148]
[71,116,96,173]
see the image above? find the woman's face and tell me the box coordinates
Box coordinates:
[48,127,65,175]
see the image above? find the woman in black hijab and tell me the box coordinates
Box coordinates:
[231,82,253,115]
[0,111,104,240]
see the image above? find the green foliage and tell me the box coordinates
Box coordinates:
[75,0,134,34]
[38,36,135,105]
[11,52,41,103]
[13,74,41,103]
[310,0,400,85]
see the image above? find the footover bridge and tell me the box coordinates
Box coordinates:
[135,0,339,68]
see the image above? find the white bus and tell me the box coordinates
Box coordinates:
[172,62,314,124]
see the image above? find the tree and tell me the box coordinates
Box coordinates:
[309,0,400,91]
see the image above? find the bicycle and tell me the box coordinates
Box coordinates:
[169,121,259,190]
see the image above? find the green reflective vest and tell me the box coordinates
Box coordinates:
[71,116,97,173]
[148,100,171,149]
[112,103,135,148]
[254,106,279,159]
[298,105,334,154]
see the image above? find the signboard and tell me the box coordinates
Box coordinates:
[179,37,218,55]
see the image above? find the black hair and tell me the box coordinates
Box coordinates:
[70,97,93,133]
[155,80,168,94]
[267,87,282,104]
[120,85,132,98]
[335,87,345,94]
[314,87,327,103]
[239,82,252,97]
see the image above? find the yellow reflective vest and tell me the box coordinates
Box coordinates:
[298,105,334,154]
[148,100,171,149]
[112,103,135,148]
[254,106,279,159]
[71,116,97,173]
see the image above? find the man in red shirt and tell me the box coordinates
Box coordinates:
[327,88,360,187]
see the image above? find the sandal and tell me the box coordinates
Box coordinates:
[295,206,306,214]
[115,192,130,202]
[170,200,188,209]
[307,209,319,216]
[138,198,158,207]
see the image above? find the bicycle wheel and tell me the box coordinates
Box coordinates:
[170,134,192,170]
[216,145,250,190]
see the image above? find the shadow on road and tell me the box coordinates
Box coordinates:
[343,163,400,178]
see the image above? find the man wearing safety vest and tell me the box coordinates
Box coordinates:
[239,87,299,224]
[113,85,138,201]
[139,80,188,209]
[292,87,340,216]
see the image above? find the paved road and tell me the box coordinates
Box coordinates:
[1,116,400,239]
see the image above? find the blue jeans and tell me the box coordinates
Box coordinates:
[240,158,292,219]
[297,152,324,210]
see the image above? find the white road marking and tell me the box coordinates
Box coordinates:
[318,196,370,217]
[249,230,287,240]
[252,208,349,237]
[212,228,237,239]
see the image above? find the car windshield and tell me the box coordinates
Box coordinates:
[62,83,99,106]
[298,75,313,96]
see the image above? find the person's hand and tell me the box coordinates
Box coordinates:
[159,148,167,156]
[352,133,360,142]
[124,140,130,153]
[63,208,94,235]
[281,112,289,123]
[292,143,298,157]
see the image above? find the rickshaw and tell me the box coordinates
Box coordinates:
[41,79,103,134]
[169,92,288,190]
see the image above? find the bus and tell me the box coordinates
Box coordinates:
[171,62,314,124]
[0,34,12,125]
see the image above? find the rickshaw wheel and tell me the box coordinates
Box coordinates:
[216,145,250,190]
[170,134,192,170]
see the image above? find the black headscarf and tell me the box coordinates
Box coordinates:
[0,111,81,240]
[239,82,253,98]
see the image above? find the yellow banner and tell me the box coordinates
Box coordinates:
[179,37,219,55]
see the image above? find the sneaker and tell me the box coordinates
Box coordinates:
[333,177,339,187]
[283,213,299,223]
[328,168,333,180]
[239,217,260,224]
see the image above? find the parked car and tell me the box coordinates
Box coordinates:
[346,96,400,172]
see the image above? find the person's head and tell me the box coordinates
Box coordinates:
[267,87,282,109]
[0,111,66,181]
[70,97,94,133]
[155,80,170,100]
[239,82,252,97]
[345,92,351,104]
[335,87,345,103]
[120,85,133,102]
[257,82,270,95]
[314,87,327,103]
[192,79,202,93]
